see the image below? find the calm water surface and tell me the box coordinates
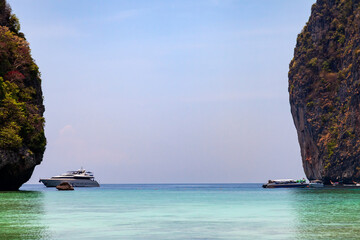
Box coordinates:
[0,184,359,239]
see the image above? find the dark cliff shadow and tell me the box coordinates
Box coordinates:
[0,190,50,240]
[289,188,360,240]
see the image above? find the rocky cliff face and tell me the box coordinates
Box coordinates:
[0,0,45,190]
[289,0,360,184]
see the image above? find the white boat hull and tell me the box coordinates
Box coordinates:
[309,183,324,188]
[39,178,100,187]
[262,183,308,188]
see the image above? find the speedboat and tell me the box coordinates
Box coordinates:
[262,179,309,188]
[39,168,100,187]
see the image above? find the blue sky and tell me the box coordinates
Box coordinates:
[8,0,315,183]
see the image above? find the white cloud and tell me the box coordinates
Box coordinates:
[59,124,74,136]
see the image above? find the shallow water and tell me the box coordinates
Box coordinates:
[0,184,359,239]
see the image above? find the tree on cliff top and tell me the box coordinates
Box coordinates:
[0,0,22,37]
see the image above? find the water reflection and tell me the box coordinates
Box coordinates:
[0,191,49,239]
[290,188,360,240]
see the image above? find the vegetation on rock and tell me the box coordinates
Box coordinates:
[0,0,45,190]
[289,0,360,183]
[0,26,45,152]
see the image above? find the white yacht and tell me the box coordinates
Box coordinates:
[39,168,100,187]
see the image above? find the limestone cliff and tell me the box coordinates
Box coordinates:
[0,0,45,190]
[289,0,360,184]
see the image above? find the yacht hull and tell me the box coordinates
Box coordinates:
[39,178,100,187]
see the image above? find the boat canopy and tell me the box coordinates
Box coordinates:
[310,179,323,183]
[272,179,297,183]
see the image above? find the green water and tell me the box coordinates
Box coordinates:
[0,184,360,239]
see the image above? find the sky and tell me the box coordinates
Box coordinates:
[8,0,316,184]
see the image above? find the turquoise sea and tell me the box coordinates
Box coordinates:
[1,184,360,240]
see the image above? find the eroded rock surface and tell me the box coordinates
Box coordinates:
[290,0,360,184]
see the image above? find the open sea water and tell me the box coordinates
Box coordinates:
[1,184,360,239]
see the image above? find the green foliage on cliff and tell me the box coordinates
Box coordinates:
[0,3,45,153]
